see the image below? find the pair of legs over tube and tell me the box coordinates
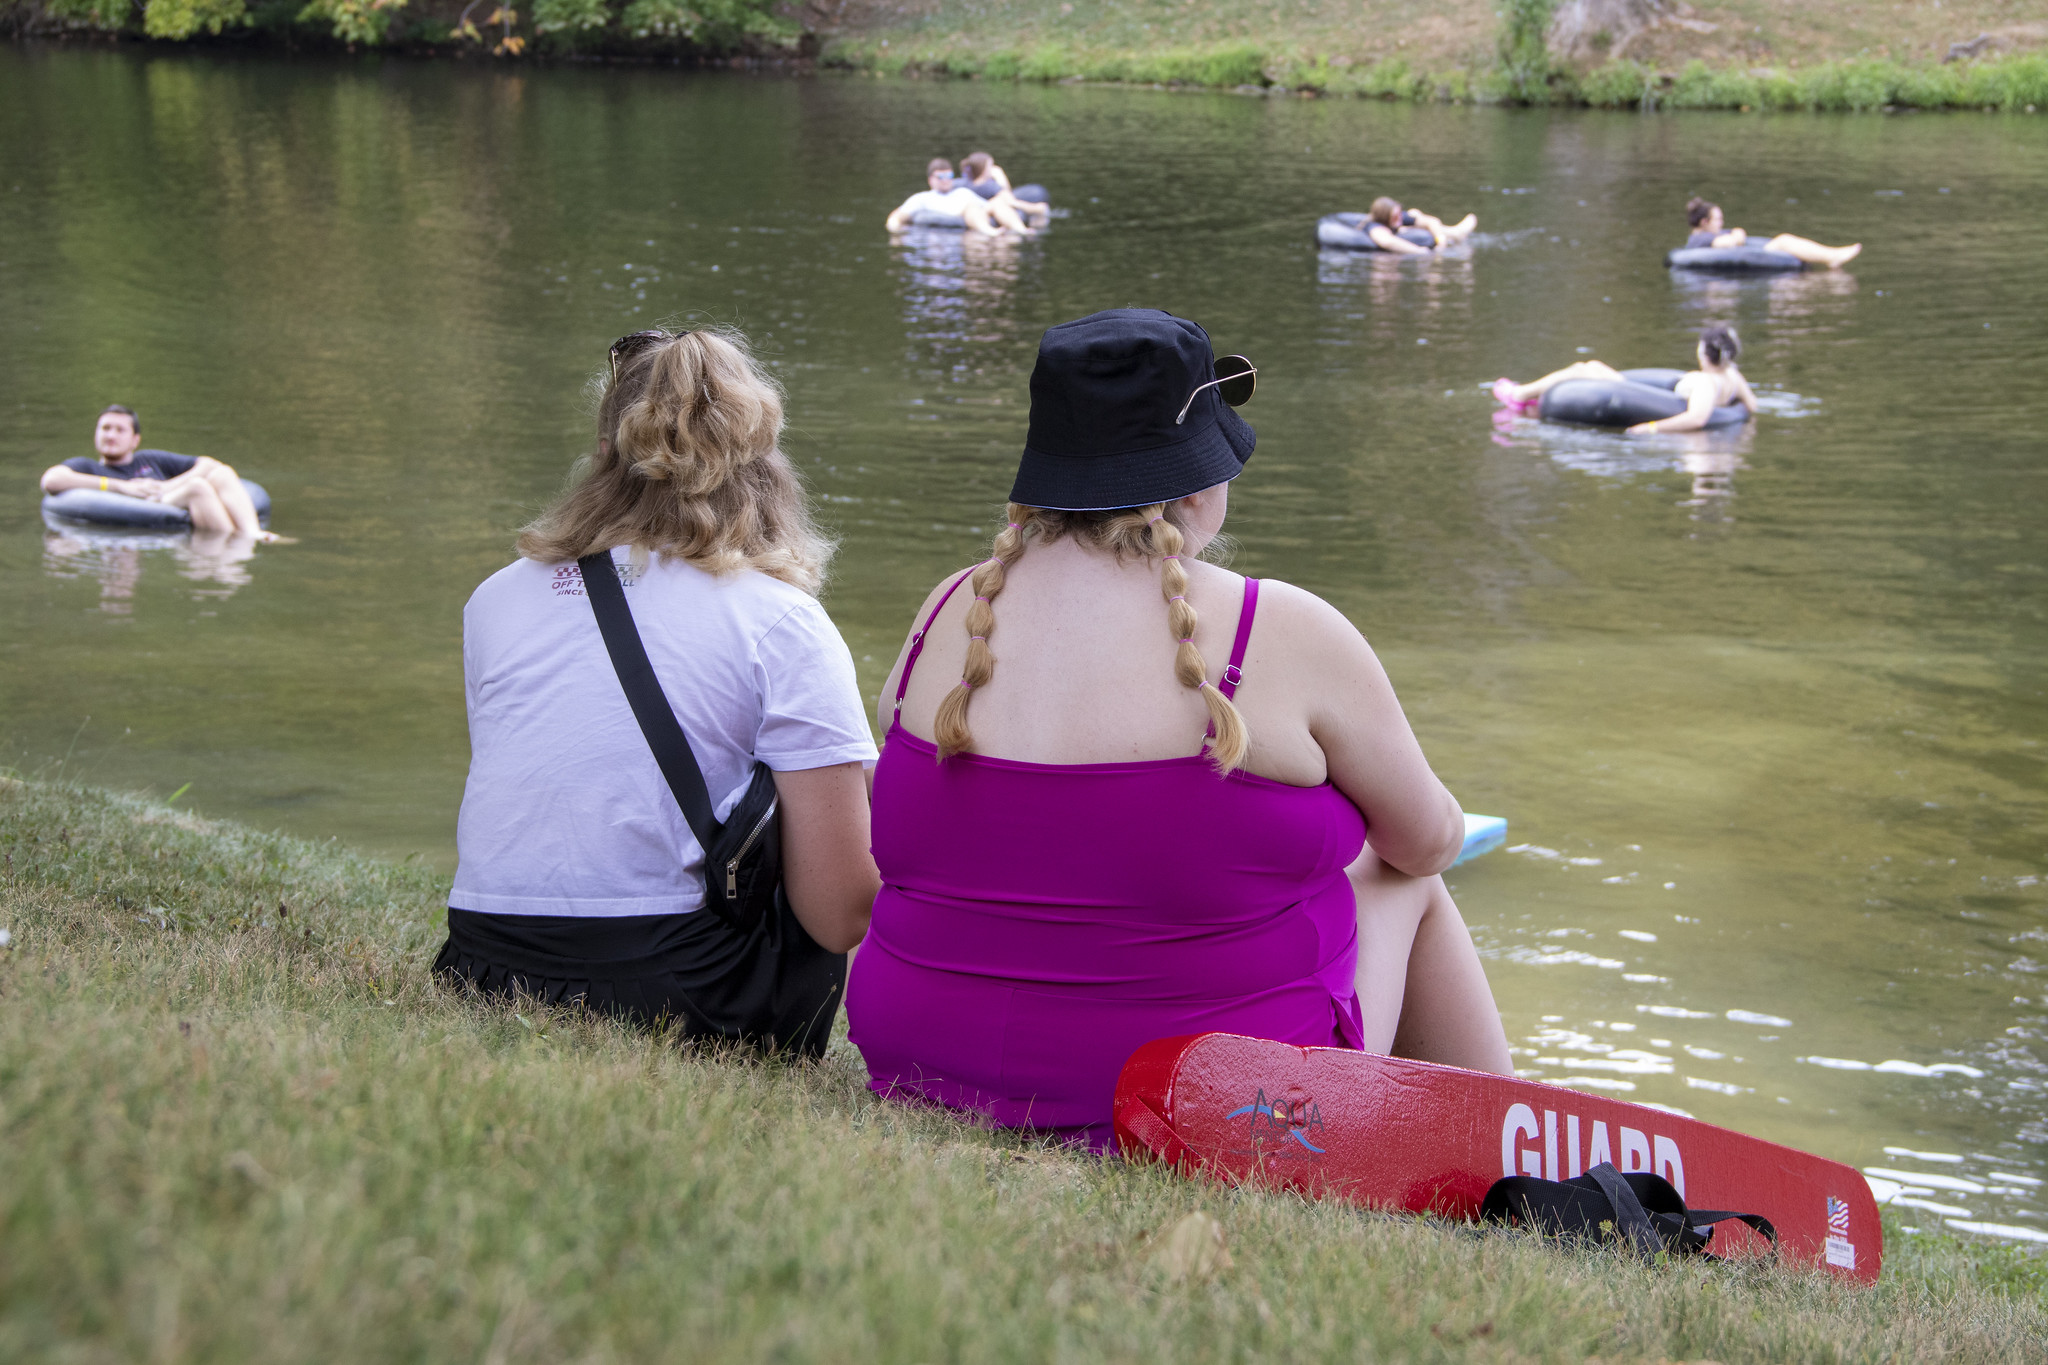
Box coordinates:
[1760,233,1861,268]
[157,458,278,541]
[1351,849,1515,1073]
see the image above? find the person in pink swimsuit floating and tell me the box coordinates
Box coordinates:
[848,308,1514,1150]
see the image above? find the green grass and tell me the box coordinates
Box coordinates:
[827,35,2048,113]
[819,0,2048,112]
[4,772,2047,1362]
[1576,54,2048,113]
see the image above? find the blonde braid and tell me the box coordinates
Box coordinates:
[1143,507,1249,773]
[933,505,1031,759]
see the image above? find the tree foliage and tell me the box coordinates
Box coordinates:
[6,0,791,52]
[141,0,250,38]
[1496,0,1557,101]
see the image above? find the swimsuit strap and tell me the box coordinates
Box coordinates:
[893,568,977,719]
[1218,578,1259,699]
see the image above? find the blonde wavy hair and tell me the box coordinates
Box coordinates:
[934,500,1249,773]
[517,328,833,594]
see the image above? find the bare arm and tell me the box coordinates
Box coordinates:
[1711,228,1748,247]
[773,761,879,954]
[1731,371,1759,413]
[1628,376,1721,434]
[885,202,914,231]
[1369,223,1431,256]
[1276,585,1463,876]
[39,464,163,497]
[41,463,95,495]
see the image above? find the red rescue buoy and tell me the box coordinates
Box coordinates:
[1113,1033,1880,1284]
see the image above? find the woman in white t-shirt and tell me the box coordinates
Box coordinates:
[437,328,880,1046]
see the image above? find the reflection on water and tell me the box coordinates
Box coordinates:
[41,519,260,615]
[1669,266,1863,325]
[891,226,1029,350]
[1488,413,1757,527]
[1314,248,1477,342]
[4,50,2047,1226]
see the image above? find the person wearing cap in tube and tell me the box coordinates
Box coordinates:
[848,308,1512,1149]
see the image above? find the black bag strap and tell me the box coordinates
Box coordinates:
[1481,1163,1778,1260]
[1583,1162,1665,1258]
[579,552,718,850]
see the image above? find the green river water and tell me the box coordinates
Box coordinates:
[3,46,2045,1235]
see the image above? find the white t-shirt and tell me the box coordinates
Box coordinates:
[450,547,877,917]
[899,187,980,218]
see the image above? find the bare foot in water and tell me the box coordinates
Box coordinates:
[254,530,297,545]
[1827,243,1863,268]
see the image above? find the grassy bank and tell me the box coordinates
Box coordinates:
[3,773,2047,1361]
[821,0,2048,111]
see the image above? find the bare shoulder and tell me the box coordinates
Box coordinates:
[875,564,979,730]
[908,564,977,631]
[1246,577,1368,653]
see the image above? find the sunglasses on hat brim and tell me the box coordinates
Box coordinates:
[1175,354,1257,426]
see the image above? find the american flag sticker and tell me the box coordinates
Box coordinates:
[1825,1196,1856,1269]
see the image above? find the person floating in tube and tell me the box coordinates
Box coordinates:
[1491,322,1758,436]
[1359,196,1478,254]
[956,151,1050,227]
[885,158,1036,237]
[1685,198,1861,268]
[38,405,288,543]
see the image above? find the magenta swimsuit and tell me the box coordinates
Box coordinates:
[847,575,1370,1148]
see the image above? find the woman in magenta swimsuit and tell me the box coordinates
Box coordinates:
[848,309,1513,1148]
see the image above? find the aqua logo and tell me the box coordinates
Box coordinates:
[1226,1087,1327,1155]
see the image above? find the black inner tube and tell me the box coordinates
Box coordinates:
[1538,371,1749,429]
[1317,213,1436,252]
[42,476,272,530]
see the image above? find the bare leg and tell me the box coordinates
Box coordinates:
[198,465,267,538]
[1765,233,1861,268]
[158,474,234,535]
[959,199,1005,238]
[986,200,1036,234]
[1505,360,1625,405]
[1349,847,1513,1073]
[1414,211,1477,244]
[1003,192,1050,223]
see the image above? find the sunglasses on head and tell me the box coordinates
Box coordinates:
[1175,354,1258,426]
[609,328,691,378]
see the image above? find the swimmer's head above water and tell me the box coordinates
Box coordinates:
[1698,321,1740,369]
[95,405,142,463]
[925,157,956,192]
[1368,196,1403,227]
[1686,197,1724,231]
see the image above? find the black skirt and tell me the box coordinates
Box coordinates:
[435,900,846,1055]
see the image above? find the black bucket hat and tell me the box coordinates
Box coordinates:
[1009,308,1255,512]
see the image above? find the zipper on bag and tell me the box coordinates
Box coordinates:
[725,801,777,899]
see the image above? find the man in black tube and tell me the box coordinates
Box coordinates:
[39,405,284,542]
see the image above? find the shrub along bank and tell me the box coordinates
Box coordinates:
[3,770,2047,1362]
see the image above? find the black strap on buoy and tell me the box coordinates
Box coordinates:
[1481,1162,1777,1260]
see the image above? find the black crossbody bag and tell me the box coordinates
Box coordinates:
[579,552,846,1056]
